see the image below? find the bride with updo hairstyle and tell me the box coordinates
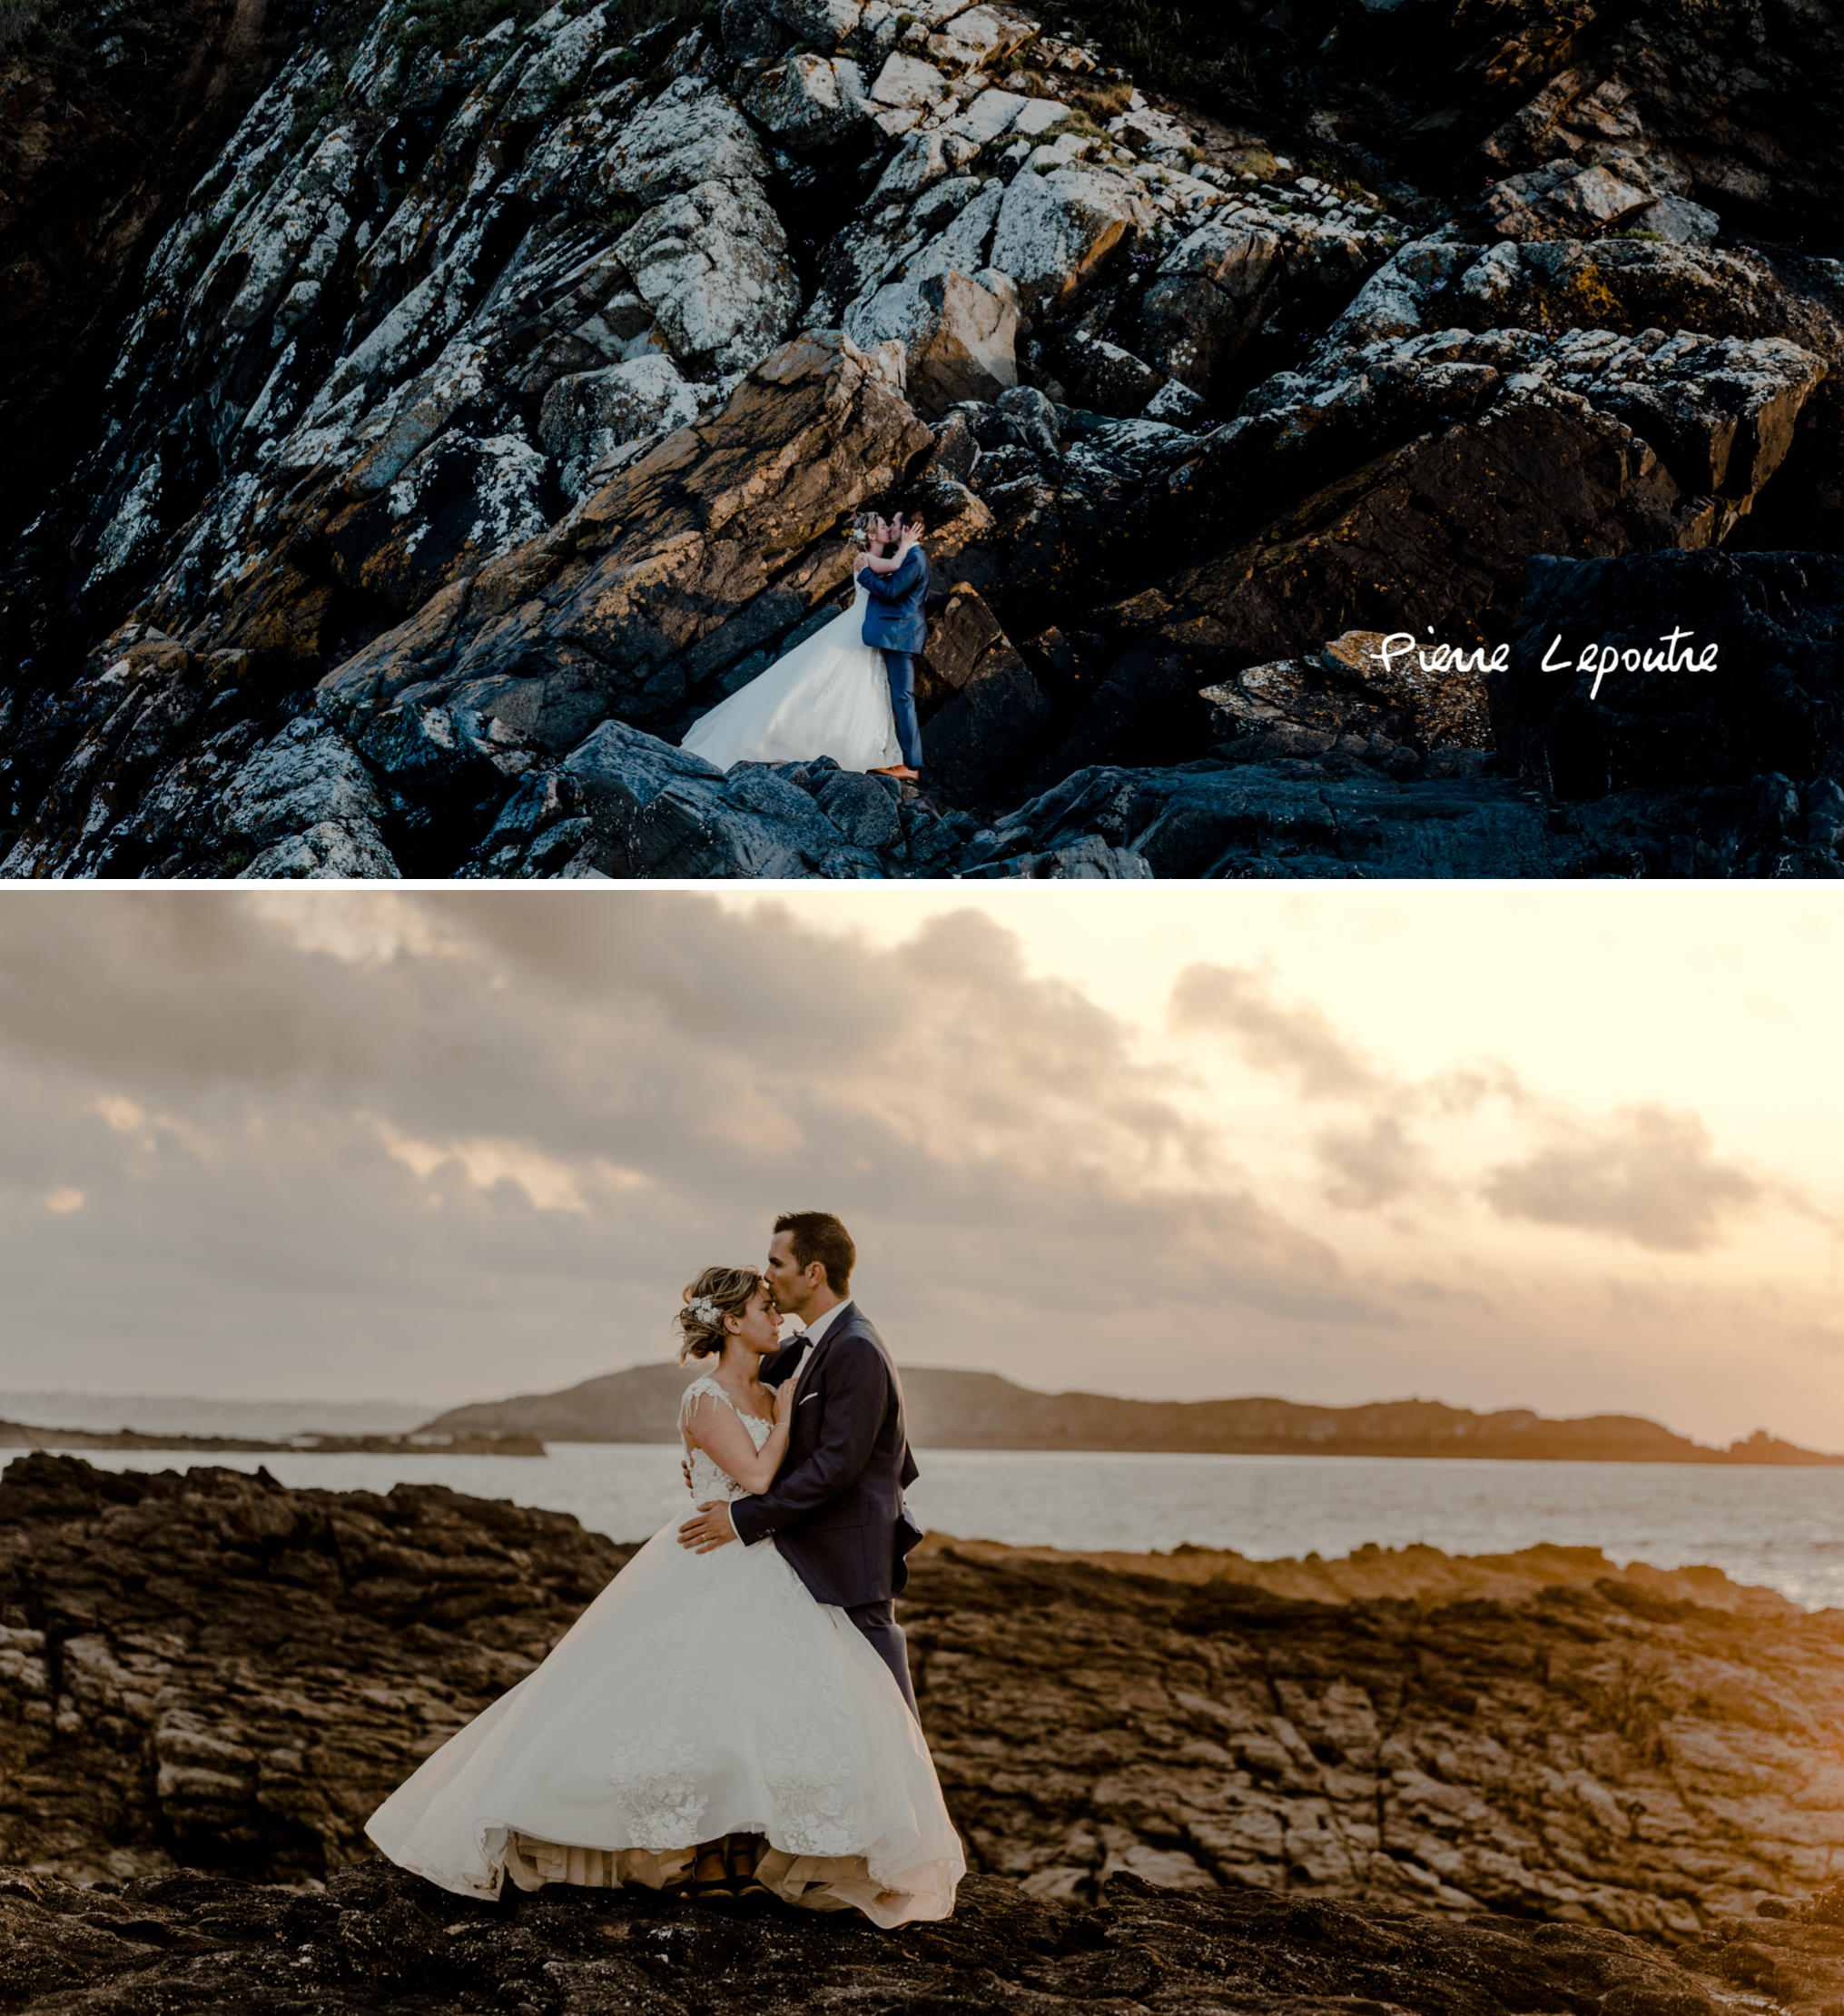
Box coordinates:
[676,1264,759,1359]
[366,1263,963,1926]
[673,1264,796,1499]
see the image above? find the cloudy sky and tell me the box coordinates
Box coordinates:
[1,886,1839,1448]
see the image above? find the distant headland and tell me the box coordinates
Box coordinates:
[0,1421,544,1458]
[422,1365,1842,1466]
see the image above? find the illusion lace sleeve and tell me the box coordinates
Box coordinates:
[679,1378,773,1502]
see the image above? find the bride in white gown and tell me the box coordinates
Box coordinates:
[680,578,902,774]
[365,1266,964,1927]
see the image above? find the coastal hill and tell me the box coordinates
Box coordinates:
[0,1420,545,1457]
[421,1364,1843,1464]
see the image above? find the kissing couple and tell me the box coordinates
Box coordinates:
[680,503,931,784]
[366,1211,964,1927]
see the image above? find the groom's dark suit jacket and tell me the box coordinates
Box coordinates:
[860,548,931,655]
[730,1305,922,1609]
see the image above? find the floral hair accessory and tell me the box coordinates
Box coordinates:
[686,1296,723,1326]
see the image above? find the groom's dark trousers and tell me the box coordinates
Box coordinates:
[883,655,923,772]
[844,1598,917,1717]
[861,546,932,775]
[730,1307,923,1717]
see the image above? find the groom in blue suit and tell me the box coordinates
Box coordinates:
[856,508,930,781]
[677,1211,925,1716]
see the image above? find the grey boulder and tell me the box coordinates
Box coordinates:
[241,820,402,878]
[600,78,773,198]
[615,179,801,371]
[537,354,707,497]
[217,716,400,873]
[846,269,1020,417]
[744,54,870,150]
[558,721,892,876]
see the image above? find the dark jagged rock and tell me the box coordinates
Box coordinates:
[1494,549,1844,807]
[905,1541,1844,1927]
[1201,630,1488,764]
[961,759,1572,878]
[1242,0,1844,229]
[0,0,295,570]
[458,720,975,877]
[1683,1877,1844,2013]
[916,580,1057,807]
[960,747,1844,880]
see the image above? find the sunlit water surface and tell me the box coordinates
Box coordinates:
[62,1444,1844,1610]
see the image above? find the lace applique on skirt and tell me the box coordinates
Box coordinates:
[606,1720,707,1852]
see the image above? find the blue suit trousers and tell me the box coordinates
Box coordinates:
[883,652,922,769]
[846,1596,919,1717]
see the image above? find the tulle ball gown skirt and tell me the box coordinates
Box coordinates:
[365,1518,964,1926]
[678,587,902,774]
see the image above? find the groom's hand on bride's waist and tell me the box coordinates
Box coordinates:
[678,1501,737,1552]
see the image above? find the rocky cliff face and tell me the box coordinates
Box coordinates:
[7,1449,1844,1955]
[0,0,1840,877]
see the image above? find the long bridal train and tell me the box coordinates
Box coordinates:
[365,1387,963,1927]
[679,580,902,775]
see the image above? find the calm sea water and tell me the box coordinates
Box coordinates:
[55,1444,1844,1610]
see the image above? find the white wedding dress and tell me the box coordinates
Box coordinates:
[680,581,902,772]
[365,1379,964,1926]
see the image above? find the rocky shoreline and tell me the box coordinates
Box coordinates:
[5,1450,1843,1948]
[2,0,1840,877]
[10,1856,1836,2016]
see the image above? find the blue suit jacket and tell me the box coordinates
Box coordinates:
[729,1306,923,1608]
[859,548,931,655]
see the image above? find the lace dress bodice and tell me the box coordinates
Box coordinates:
[681,1377,774,1503]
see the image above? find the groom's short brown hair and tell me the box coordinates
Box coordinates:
[774,1211,855,1294]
